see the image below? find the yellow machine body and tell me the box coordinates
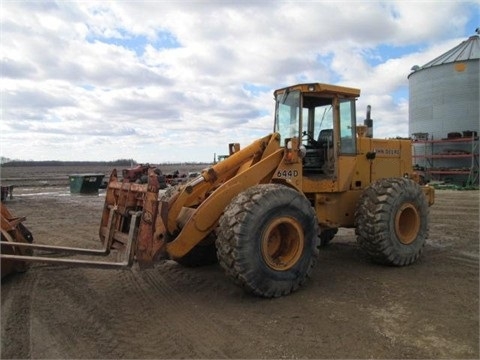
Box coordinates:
[99,83,434,265]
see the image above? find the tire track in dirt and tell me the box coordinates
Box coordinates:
[25,262,242,358]
[108,268,195,359]
[113,264,235,359]
[367,300,476,359]
[1,271,37,359]
[447,251,479,269]
[24,267,125,359]
[151,263,259,357]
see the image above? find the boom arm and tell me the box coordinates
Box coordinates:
[101,133,285,266]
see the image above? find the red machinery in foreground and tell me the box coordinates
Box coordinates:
[1,202,34,278]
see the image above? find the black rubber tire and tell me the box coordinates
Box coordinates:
[319,228,338,247]
[174,235,218,267]
[355,178,429,266]
[216,184,319,298]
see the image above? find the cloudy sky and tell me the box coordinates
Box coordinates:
[1,1,478,163]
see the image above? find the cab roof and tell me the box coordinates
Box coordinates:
[274,83,361,98]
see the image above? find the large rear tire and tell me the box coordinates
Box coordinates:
[216,184,319,297]
[355,178,429,266]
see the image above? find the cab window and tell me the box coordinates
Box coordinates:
[275,90,300,143]
[339,99,356,154]
[301,96,333,145]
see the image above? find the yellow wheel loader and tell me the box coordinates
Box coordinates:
[1,83,434,297]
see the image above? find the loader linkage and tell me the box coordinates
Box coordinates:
[1,132,281,272]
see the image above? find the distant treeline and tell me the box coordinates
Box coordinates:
[1,159,212,168]
[1,159,138,167]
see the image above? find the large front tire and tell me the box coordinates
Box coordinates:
[216,184,319,298]
[355,178,429,266]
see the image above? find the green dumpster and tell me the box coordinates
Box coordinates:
[69,174,105,194]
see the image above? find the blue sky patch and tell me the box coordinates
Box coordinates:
[315,53,342,83]
[243,83,270,96]
[366,43,423,67]
[392,86,409,103]
[80,84,95,91]
[86,28,180,56]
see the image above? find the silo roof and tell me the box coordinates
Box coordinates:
[420,34,480,70]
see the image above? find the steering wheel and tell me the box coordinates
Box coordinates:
[302,131,319,147]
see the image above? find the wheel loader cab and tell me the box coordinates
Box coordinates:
[274,83,359,179]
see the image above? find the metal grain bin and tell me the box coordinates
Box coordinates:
[408,33,479,139]
[409,32,479,186]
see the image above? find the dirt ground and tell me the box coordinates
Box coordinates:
[1,168,479,359]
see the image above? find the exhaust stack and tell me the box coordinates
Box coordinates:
[364,105,373,138]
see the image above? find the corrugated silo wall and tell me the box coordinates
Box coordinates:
[409,59,479,138]
[409,59,479,186]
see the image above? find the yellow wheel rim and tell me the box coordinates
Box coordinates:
[395,203,420,245]
[261,217,304,271]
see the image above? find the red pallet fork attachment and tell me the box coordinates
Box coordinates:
[1,202,34,278]
[0,169,163,269]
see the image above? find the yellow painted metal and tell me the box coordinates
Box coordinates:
[395,203,421,245]
[166,133,276,234]
[336,156,357,192]
[274,83,360,98]
[166,148,284,259]
[314,190,362,228]
[261,216,304,271]
[423,186,435,206]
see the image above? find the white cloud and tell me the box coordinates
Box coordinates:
[1,0,478,162]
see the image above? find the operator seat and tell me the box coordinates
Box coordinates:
[318,129,333,148]
[318,129,334,174]
[303,129,333,174]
